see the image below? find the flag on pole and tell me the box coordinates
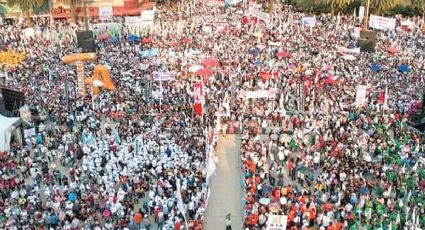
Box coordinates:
[18,13,24,25]
[383,86,389,110]
[176,178,188,229]
[193,82,204,116]
[114,128,121,144]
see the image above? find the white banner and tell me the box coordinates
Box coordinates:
[213,21,228,31]
[359,6,365,22]
[140,64,150,70]
[266,215,288,230]
[337,45,361,54]
[268,41,282,46]
[153,71,174,81]
[203,26,212,33]
[225,0,242,5]
[24,128,36,138]
[99,6,113,21]
[141,9,155,26]
[369,15,396,31]
[125,16,142,24]
[206,0,225,7]
[247,7,271,24]
[239,89,277,99]
[355,85,367,108]
[301,17,316,27]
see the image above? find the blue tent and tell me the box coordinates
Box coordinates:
[108,37,118,43]
[398,65,411,73]
[127,35,140,42]
[370,64,382,72]
[249,48,260,56]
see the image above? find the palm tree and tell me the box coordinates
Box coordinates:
[7,0,44,26]
[57,0,79,23]
[320,0,353,15]
[411,0,425,30]
[371,0,400,14]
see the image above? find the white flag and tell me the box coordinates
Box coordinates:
[18,13,24,25]
[176,179,186,216]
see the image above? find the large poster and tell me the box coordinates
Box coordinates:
[369,15,396,31]
[266,215,288,230]
[247,7,271,24]
[99,6,113,21]
[355,85,367,107]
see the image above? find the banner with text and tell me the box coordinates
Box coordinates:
[141,9,156,26]
[369,15,396,31]
[266,215,288,230]
[247,7,271,24]
[99,6,113,21]
[355,85,367,107]
[301,17,316,27]
[239,89,277,99]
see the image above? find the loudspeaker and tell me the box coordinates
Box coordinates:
[359,39,376,52]
[360,30,377,41]
[80,39,96,53]
[0,87,25,117]
[76,30,96,53]
[76,30,93,46]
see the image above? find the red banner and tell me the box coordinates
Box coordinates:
[193,82,204,116]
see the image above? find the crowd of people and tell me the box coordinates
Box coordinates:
[0,0,425,229]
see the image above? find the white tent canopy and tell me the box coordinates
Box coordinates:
[0,115,21,152]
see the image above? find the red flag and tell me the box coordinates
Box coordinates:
[193,82,204,115]
[378,92,385,103]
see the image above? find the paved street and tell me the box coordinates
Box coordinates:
[205,134,243,230]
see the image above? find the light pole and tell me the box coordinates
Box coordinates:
[363,0,371,30]
[83,0,89,30]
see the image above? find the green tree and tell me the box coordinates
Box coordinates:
[57,0,79,23]
[6,0,44,26]
[411,0,425,30]
[293,0,330,14]
[371,0,401,14]
[321,0,354,15]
